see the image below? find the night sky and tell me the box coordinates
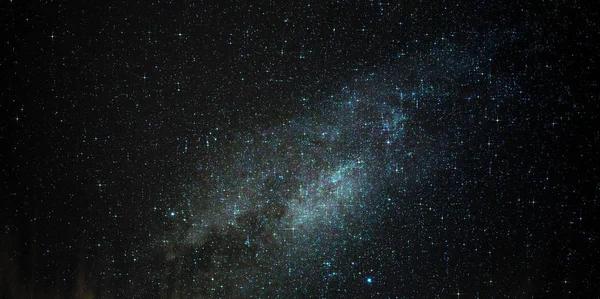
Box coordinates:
[1,0,599,298]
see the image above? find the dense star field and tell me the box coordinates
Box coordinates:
[1,0,598,298]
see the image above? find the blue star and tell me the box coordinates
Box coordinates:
[366,277,373,284]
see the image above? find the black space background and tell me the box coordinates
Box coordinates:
[1,0,599,298]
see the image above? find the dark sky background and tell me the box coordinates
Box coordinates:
[1,0,599,298]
